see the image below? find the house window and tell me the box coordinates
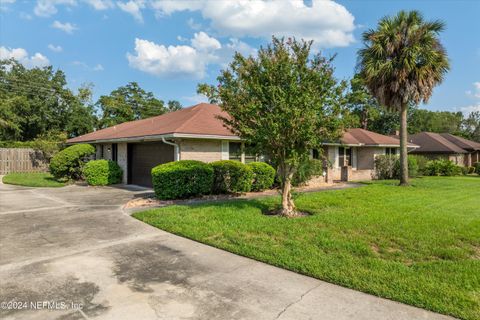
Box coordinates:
[385,148,396,156]
[338,147,352,167]
[312,149,320,160]
[244,144,257,163]
[229,142,242,161]
[112,143,118,162]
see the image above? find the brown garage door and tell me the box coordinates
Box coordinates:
[128,142,174,187]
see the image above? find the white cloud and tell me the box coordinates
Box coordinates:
[0,46,50,68]
[191,31,221,51]
[127,34,221,78]
[72,60,104,71]
[34,0,76,17]
[52,20,78,33]
[19,12,33,20]
[117,0,145,23]
[186,17,201,30]
[47,44,63,52]
[85,0,114,10]
[1,0,17,3]
[151,0,355,48]
[93,63,104,71]
[473,82,480,98]
[183,93,208,104]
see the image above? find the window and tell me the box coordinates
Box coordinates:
[229,142,242,161]
[338,147,352,167]
[244,144,257,163]
[385,148,396,155]
[312,149,320,160]
[112,143,118,162]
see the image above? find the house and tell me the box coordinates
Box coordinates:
[407,132,480,167]
[67,103,415,187]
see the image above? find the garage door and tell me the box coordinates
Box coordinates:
[128,142,174,187]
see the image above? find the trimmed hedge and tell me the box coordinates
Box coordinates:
[152,160,213,200]
[49,144,95,180]
[474,162,480,174]
[83,160,123,186]
[211,160,253,194]
[247,162,275,191]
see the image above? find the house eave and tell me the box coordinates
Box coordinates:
[67,133,242,144]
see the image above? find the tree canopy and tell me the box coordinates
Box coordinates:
[199,37,346,216]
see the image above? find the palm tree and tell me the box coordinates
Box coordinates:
[358,10,449,185]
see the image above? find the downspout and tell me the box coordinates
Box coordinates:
[162,137,180,161]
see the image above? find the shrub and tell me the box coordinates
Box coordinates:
[460,166,469,176]
[467,166,476,174]
[425,159,462,176]
[247,162,275,191]
[411,155,428,176]
[375,155,418,179]
[83,160,123,186]
[152,160,213,200]
[49,144,95,180]
[393,155,419,178]
[292,159,324,186]
[474,162,480,174]
[211,160,253,194]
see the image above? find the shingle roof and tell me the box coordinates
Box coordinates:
[67,103,235,143]
[439,133,480,151]
[409,132,468,154]
[67,103,408,147]
[341,128,414,146]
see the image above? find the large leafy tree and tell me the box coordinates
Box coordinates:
[358,11,450,185]
[198,37,346,217]
[97,82,182,128]
[462,111,480,141]
[0,59,96,141]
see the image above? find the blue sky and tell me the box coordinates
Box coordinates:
[1,0,479,115]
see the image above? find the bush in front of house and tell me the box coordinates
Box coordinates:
[152,160,213,200]
[474,162,480,174]
[467,166,476,174]
[375,155,418,179]
[49,143,95,180]
[424,159,462,176]
[247,162,276,191]
[211,160,253,194]
[410,155,428,176]
[292,159,324,186]
[83,160,123,186]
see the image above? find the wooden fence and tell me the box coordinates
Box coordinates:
[0,148,49,175]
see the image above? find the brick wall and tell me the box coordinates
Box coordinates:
[179,139,223,163]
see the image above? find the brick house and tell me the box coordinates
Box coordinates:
[67,103,416,187]
[406,132,480,167]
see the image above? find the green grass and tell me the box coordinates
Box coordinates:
[134,176,480,320]
[2,172,66,187]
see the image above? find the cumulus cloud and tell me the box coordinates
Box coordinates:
[460,104,480,115]
[52,20,77,33]
[0,46,50,68]
[93,63,104,71]
[117,0,145,23]
[472,82,480,98]
[47,44,63,52]
[127,37,216,78]
[127,31,258,78]
[34,0,76,17]
[151,0,355,48]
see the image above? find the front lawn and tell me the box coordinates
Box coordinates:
[134,176,480,320]
[2,172,66,187]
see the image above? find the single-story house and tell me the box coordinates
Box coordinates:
[406,132,480,167]
[67,103,416,187]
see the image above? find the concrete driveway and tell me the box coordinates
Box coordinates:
[0,182,453,320]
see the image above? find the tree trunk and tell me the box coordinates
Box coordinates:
[279,164,297,217]
[399,105,409,186]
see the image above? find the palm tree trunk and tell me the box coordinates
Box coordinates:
[399,105,409,186]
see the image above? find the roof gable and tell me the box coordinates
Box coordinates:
[409,132,467,154]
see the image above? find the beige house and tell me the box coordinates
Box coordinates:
[67,103,415,187]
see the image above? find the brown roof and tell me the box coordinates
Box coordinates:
[67,103,235,143]
[439,133,480,151]
[341,128,415,147]
[68,103,408,147]
[408,132,468,154]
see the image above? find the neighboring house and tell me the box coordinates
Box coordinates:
[67,103,416,187]
[406,132,480,167]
